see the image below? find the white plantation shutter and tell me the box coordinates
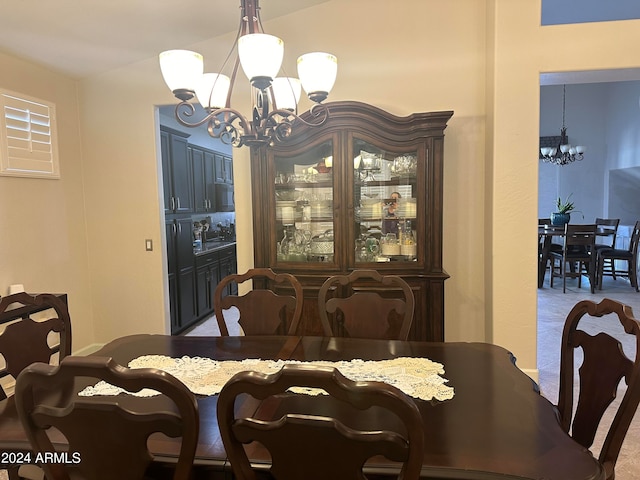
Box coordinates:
[0,89,60,178]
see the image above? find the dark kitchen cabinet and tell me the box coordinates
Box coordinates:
[250,101,452,341]
[166,215,197,334]
[195,244,237,319]
[218,246,238,296]
[190,145,216,213]
[195,251,221,318]
[214,153,234,184]
[161,126,194,215]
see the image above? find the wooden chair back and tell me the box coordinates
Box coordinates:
[550,224,597,293]
[597,220,640,291]
[318,269,415,340]
[15,356,199,480]
[595,218,620,248]
[557,299,640,480]
[214,268,303,336]
[217,364,424,480]
[0,293,71,400]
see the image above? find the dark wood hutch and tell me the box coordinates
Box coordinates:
[250,101,452,341]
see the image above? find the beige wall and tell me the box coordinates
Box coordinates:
[0,51,95,350]
[3,0,640,378]
[491,1,640,375]
[77,0,490,347]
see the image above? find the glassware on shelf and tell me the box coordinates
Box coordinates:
[355,236,368,262]
[392,154,417,177]
[399,220,417,259]
[365,236,380,261]
[277,225,312,262]
[358,151,380,183]
[381,233,400,256]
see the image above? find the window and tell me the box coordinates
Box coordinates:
[0,89,60,179]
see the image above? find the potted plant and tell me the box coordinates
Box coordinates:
[551,194,581,225]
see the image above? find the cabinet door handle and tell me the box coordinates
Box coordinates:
[172,223,177,236]
[178,222,182,234]
[171,197,175,211]
[176,197,181,210]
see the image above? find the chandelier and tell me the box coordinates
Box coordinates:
[540,85,586,166]
[159,0,337,148]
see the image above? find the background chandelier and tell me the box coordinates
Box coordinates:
[540,84,586,166]
[159,0,337,148]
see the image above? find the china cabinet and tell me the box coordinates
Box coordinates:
[251,101,452,341]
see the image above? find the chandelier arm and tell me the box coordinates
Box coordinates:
[175,102,251,135]
[162,0,335,149]
[263,103,329,129]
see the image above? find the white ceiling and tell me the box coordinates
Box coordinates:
[0,0,329,79]
[0,0,638,83]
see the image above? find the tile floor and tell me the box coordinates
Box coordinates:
[537,273,640,480]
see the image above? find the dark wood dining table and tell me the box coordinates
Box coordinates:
[538,224,615,288]
[0,334,604,480]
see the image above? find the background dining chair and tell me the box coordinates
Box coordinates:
[217,364,424,480]
[549,224,597,293]
[538,219,563,285]
[15,355,199,480]
[214,268,304,336]
[597,220,640,292]
[595,218,621,279]
[556,299,640,480]
[318,269,415,340]
[0,292,71,401]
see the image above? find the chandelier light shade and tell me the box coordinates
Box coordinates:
[195,74,231,110]
[272,77,301,111]
[237,33,284,89]
[158,0,337,148]
[159,50,204,99]
[297,52,338,103]
[540,85,586,166]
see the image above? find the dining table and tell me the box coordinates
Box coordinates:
[0,334,604,480]
[538,223,616,288]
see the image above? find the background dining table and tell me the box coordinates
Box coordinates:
[0,334,604,480]
[538,223,616,288]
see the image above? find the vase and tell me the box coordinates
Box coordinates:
[550,212,570,226]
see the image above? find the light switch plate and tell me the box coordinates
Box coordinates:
[145,239,153,251]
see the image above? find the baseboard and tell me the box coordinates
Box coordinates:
[72,343,104,356]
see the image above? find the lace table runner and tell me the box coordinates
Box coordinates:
[78,356,454,402]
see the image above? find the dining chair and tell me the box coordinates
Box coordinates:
[556,299,640,480]
[538,219,563,284]
[0,292,71,401]
[318,269,415,340]
[15,355,199,480]
[0,292,72,480]
[217,363,424,480]
[595,218,621,279]
[214,267,304,336]
[549,224,597,293]
[597,220,640,292]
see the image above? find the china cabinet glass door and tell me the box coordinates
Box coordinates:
[352,137,420,265]
[273,139,336,264]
